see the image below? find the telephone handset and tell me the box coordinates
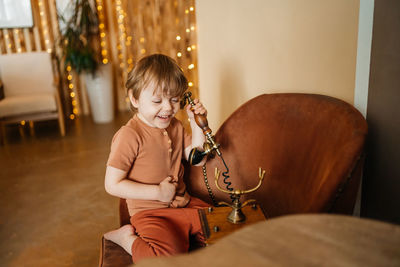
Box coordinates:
[181,91,266,224]
[181,91,221,165]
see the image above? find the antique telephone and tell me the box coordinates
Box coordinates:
[181,91,266,224]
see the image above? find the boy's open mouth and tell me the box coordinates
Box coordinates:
[157,115,171,120]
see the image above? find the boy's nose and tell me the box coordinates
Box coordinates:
[162,100,173,111]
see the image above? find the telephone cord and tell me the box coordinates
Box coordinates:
[202,154,235,204]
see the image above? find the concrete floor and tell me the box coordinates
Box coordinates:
[0,112,131,267]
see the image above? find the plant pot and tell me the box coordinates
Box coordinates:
[83,64,114,123]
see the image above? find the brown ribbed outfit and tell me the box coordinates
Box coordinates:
[107,115,209,262]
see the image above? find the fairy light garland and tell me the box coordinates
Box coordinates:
[186,3,196,88]
[126,38,133,71]
[96,0,109,64]
[116,0,127,70]
[125,31,134,104]
[175,2,196,90]
[4,31,12,52]
[66,65,77,120]
[38,0,52,53]
[115,0,131,106]
[13,29,22,53]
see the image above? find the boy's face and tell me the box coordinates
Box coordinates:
[130,83,180,129]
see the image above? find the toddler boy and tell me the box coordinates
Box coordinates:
[104,54,209,263]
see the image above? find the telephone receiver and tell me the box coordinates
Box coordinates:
[181,91,221,165]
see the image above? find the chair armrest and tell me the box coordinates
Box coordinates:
[99,237,132,267]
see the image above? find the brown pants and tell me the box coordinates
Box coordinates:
[130,197,209,263]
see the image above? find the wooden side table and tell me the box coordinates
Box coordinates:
[198,203,267,245]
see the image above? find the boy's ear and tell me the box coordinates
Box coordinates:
[128,90,139,108]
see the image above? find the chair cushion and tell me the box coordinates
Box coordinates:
[0,93,57,118]
[0,52,55,96]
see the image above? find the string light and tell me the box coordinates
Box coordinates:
[174,0,197,90]
[96,0,109,64]
[4,32,12,52]
[14,29,22,53]
[116,0,127,72]
[38,0,51,53]
[189,1,197,89]
[115,0,132,109]
[66,64,78,119]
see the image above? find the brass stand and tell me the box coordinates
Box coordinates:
[215,168,266,224]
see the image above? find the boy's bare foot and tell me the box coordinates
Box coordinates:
[104,224,137,255]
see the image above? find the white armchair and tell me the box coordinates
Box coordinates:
[0,52,65,142]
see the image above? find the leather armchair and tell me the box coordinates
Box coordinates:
[99,93,367,267]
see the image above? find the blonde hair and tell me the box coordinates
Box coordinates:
[126,54,188,112]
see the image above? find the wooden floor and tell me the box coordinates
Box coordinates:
[0,112,131,267]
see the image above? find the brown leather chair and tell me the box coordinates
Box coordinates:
[99,93,368,267]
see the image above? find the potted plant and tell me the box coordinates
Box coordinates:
[58,0,114,123]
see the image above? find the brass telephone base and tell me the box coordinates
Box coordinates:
[218,198,258,224]
[198,204,267,245]
[227,207,246,224]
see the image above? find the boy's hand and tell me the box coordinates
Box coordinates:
[158,176,177,203]
[170,191,191,208]
[186,99,207,120]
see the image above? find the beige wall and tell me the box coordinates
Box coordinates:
[196,0,360,130]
